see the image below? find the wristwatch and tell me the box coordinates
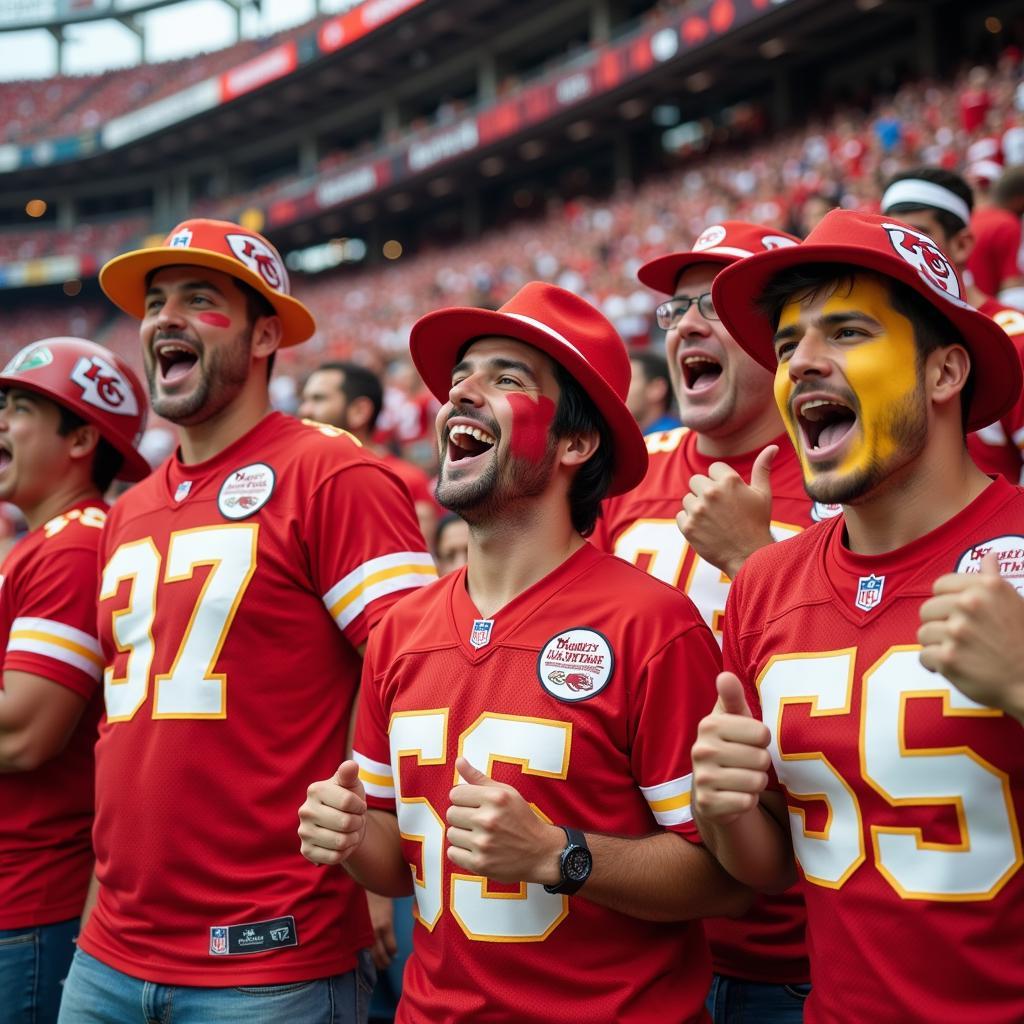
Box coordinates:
[543,826,592,895]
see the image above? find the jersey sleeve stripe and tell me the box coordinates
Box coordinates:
[354,751,395,799]
[640,775,694,827]
[8,617,103,675]
[322,552,437,626]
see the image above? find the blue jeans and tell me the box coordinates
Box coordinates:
[707,975,810,1024]
[57,948,376,1024]
[368,896,414,1023]
[0,918,79,1024]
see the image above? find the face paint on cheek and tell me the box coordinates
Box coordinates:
[773,366,809,475]
[506,393,556,463]
[198,312,232,329]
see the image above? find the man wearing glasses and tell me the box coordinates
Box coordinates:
[591,222,815,1023]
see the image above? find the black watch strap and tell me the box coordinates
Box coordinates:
[543,826,592,896]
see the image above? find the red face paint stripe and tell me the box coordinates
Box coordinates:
[507,393,555,463]
[198,312,232,328]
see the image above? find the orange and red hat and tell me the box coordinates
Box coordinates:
[637,221,801,296]
[710,209,1022,432]
[99,219,315,347]
[409,281,648,495]
[0,337,150,481]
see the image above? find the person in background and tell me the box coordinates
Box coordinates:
[626,349,683,435]
[433,513,469,576]
[967,164,1024,309]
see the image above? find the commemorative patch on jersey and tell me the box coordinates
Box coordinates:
[217,462,275,520]
[537,627,614,703]
[955,535,1024,595]
[209,915,297,956]
[855,573,885,612]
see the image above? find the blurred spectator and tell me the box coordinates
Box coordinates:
[967,165,1024,308]
[434,513,470,575]
[626,349,682,435]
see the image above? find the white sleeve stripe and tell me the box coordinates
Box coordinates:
[639,774,693,802]
[11,617,101,656]
[321,551,436,609]
[1012,426,1024,447]
[6,636,102,678]
[362,780,396,799]
[332,571,435,631]
[651,806,694,827]
[354,751,393,778]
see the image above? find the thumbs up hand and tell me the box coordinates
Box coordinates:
[298,759,369,866]
[445,757,565,886]
[691,672,774,826]
[677,445,779,580]
[918,552,1024,721]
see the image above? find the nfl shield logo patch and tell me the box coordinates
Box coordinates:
[469,619,494,649]
[210,927,228,955]
[855,574,885,612]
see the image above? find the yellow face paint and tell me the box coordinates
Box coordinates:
[774,275,921,492]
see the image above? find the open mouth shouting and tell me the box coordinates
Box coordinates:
[154,340,200,387]
[679,350,723,394]
[446,419,497,468]
[0,442,11,476]
[794,392,858,463]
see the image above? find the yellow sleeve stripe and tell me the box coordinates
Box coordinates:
[358,766,394,788]
[322,551,437,630]
[329,563,436,621]
[648,791,692,813]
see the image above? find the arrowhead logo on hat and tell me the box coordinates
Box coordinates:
[882,222,963,305]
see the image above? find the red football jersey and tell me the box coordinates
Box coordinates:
[0,501,106,929]
[592,426,813,983]
[354,542,722,1024]
[80,413,436,986]
[967,206,1024,298]
[967,299,1024,483]
[725,478,1024,1023]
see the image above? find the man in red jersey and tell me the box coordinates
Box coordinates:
[299,360,439,546]
[592,221,813,1023]
[58,220,435,1024]
[882,166,1024,482]
[967,165,1024,309]
[0,337,148,1024]
[691,209,1024,1023]
[298,282,749,1024]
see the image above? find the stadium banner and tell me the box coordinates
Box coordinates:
[101,79,221,150]
[0,253,83,288]
[317,0,427,56]
[219,41,299,104]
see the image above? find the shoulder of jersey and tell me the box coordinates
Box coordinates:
[643,426,690,458]
[38,505,108,549]
[738,517,829,586]
[589,545,708,608]
[371,572,450,651]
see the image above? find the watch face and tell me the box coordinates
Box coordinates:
[564,846,592,882]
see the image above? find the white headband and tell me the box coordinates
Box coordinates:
[881,179,971,228]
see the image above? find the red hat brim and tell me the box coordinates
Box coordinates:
[711,240,1023,432]
[638,251,737,296]
[410,307,648,496]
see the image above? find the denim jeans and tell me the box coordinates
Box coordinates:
[706,974,811,1024]
[368,896,414,1023]
[0,918,79,1024]
[57,947,376,1024]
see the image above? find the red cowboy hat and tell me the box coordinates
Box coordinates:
[711,209,1022,431]
[638,220,801,295]
[410,281,648,495]
[100,219,315,347]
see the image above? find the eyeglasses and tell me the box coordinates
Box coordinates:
[655,292,719,329]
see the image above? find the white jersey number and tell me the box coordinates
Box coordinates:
[759,647,1022,899]
[101,525,258,722]
[390,710,571,941]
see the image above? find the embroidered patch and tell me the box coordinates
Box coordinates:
[537,628,614,703]
[174,480,193,503]
[209,915,297,956]
[855,574,885,612]
[469,618,493,649]
[217,462,275,520]
[70,355,139,416]
[955,535,1024,595]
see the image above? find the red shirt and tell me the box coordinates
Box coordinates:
[379,451,439,512]
[968,299,1024,483]
[80,413,436,985]
[967,206,1024,297]
[725,478,1024,1023]
[354,543,722,1023]
[0,502,107,929]
[592,426,814,983]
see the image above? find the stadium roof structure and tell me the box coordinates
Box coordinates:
[0,0,247,33]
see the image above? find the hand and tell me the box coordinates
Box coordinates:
[676,445,778,579]
[918,553,1024,719]
[445,758,565,885]
[298,761,368,866]
[365,890,398,970]
[691,673,773,826]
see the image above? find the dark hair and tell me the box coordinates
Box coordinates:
[628,349,673,414]
[56,405,125,492]
[756,264,974,430]
[884,166,973,239]
[314,361,384,428]
[552,361,615,536]
[994,165,1024,205]
[434,512,465,549]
